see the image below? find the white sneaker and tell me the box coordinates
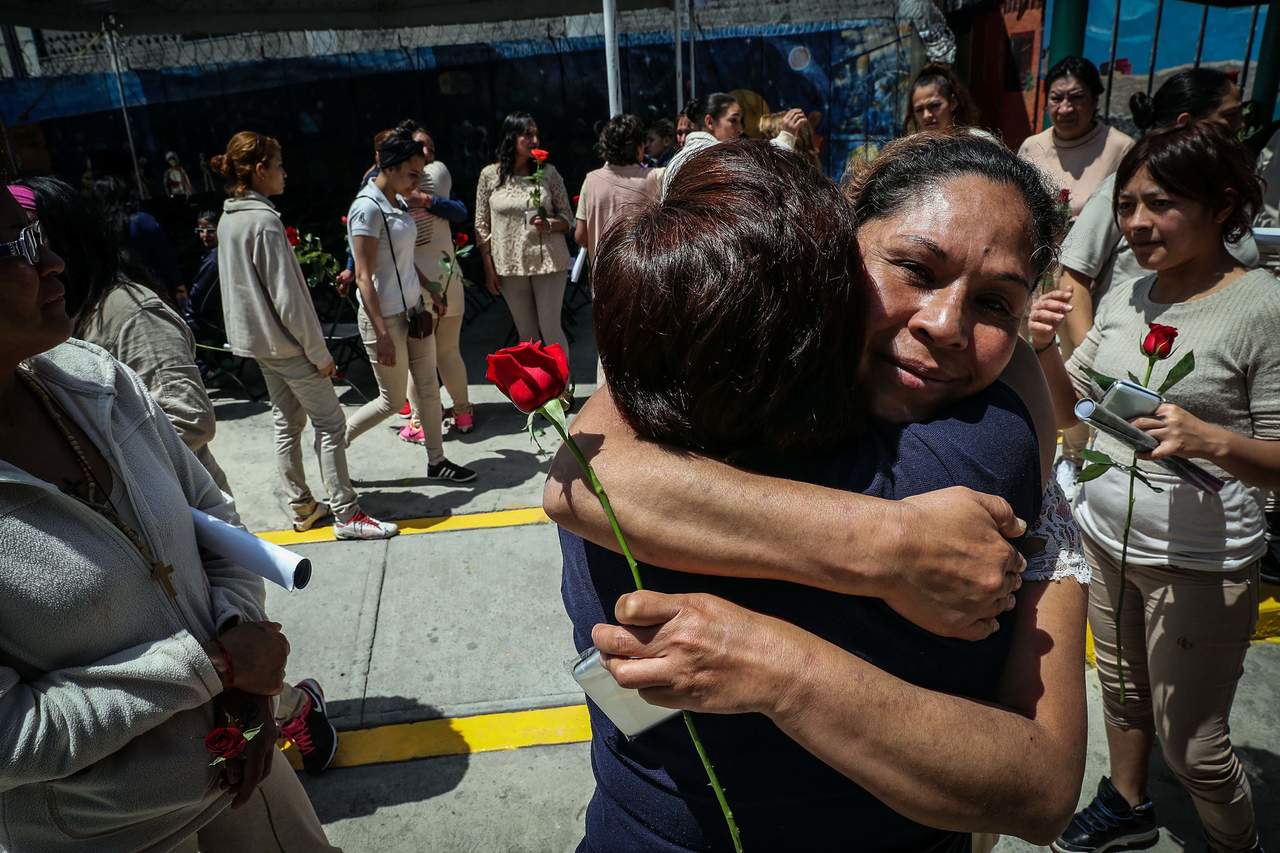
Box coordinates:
[1054,457,1081,503]
[292,502,332,532]
[333,511,399,540]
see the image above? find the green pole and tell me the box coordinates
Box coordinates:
[1252,0,1280,123]
[1048,0,1089,69]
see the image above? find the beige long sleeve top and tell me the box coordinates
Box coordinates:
[475,162,573,276]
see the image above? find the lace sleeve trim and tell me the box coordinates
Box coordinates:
[1022,480,1091,584]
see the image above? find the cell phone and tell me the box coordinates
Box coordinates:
[1099,379,1162,421]
[570,646,680,738]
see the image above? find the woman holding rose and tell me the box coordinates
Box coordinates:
[548,136,1090,851]
[475,111,574,405]
[1031,121,1273,853]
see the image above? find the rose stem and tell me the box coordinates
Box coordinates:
[544,411,744,852]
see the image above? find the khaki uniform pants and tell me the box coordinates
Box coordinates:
[174,749,340,852]
[1083,533,1260,851]
[347,311,445,465]
[500,272,569,358]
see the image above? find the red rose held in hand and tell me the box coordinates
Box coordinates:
[486,341,569,413]
[454,232,469,248]
[204,727,248,761]
[1141,322,1178,359]
[1057,188,1071,205]
[285,226,300,247]
[531,148,550,163]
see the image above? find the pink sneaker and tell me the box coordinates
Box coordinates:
[398,400,412,418]
[399,422,425,445]
[454,410,475,434]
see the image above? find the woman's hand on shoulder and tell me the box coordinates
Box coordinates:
[1028,288,1073,351]
[593,590,808,717]
[882,488,1027,640]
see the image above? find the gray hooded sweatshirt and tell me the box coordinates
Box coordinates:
[216,191,331,369]
[0,340,266,851]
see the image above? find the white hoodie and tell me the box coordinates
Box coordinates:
[0,341,265,851]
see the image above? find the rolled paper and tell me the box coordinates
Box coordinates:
[570,246,587,283]
[189,508,312,590]
[1075,399,1223,494]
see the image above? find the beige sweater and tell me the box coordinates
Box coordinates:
[1017,122,1133,218]
[475,162,573,277]
[78,280,230,494]
[216,192,332,369]
[1066,269,1280,569]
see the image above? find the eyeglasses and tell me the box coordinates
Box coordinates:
[0,221,45,266]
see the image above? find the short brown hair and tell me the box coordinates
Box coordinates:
[592,140,865,460]
[1113,120,1263,243]
[210,131,280,197]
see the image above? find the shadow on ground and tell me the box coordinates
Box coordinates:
[303,695,469,824]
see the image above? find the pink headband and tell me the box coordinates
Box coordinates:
[6,184,36,212]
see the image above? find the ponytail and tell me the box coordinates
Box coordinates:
[212,131,281,197]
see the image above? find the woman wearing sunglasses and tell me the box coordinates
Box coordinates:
[0,185,339,851]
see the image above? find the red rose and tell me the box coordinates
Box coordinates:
[340,215,348,225]
[454,232,470,248]
[572,194,581,205]
[1141,322,1178,359]
[1057,188,1070,205]
[204,726,248,760]
[531,148,550,163]
[285,226,300,247]
[486,341,569,413]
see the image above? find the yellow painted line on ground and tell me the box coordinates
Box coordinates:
[257,506,551,546]
[284,704,591,771]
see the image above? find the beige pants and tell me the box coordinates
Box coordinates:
[434,313,470,412]
[257,355,359,523]
[500,272,569,359]
[347,310,445,464]
[1083,533,1260,851]
[174,749,340,852]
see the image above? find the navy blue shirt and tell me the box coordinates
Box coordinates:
[560,380,1042,853]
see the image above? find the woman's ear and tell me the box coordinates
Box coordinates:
[1174,111,1194,127]
[1213,188,1240,226]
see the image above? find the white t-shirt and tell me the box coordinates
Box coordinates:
[347,181,421,318]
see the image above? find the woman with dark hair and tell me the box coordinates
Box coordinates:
[645,118,677,166]
[660,93,803,195]
[90,174,183,300]
[475,111,574,404]
[1033,122,1271,853]
[1050,68,1255,498]
[345,126,477,484]
[574,113,659,262]
[187,209,224,342]
[13,177,231,495]
[0,183,338,852]
[903,62,989,138]
[1018,56,1134,218]
[551,135,1089,850]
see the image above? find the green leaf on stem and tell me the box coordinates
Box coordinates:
[1080,449,1116,466]
[1077,462,1112,483]
[1127,371,1141,384]
[1082,367,1118,393]
[1127,467,1164,493]
[525,411,545,452]
[1156,351,1195,395]
[541,397,568,437]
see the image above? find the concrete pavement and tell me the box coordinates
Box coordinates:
[205,295,1279,852]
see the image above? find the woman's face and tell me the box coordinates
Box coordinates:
[254,154,287,197]
[911,84,957,131]
[1047,75,1096,140]
[515,122,541,159]
[675,115,695,148]
[857,175,1035,423]
[705,103,744,142]
[1202,84,1244,135]
[195,218,217,250]
[0,192,71,364]
[1117,165,1227,273]
[414,131,436,164]
[386,154,427,196]
[645,130,671,158]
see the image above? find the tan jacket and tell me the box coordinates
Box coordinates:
[78,280,230,493]
[216,192,332,370]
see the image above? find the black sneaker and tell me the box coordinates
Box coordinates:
[427,458,477,483]
[1053,777,1158,852]
[279,678,338,776]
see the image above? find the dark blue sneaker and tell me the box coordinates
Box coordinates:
[1052,777,1159,852]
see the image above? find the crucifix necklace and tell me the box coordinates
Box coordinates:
[18,368,178,598]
